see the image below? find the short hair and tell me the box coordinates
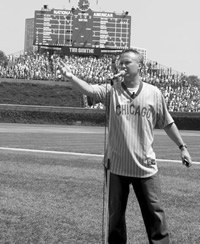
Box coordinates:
[120,48,144,66]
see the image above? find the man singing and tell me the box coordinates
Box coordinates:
[59,49,192,244]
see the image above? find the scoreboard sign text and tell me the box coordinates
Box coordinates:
[34,8,131,49]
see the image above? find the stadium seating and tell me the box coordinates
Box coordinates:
[0,51,200,112]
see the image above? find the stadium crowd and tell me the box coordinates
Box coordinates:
[0,51,200,112]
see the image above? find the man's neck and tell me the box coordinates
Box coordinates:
[123,75,141,88]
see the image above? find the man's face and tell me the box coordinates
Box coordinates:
[119,52,140,79]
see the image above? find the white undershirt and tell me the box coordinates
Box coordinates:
[127,85,139,95]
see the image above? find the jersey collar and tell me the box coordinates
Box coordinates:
[121,80,143,99]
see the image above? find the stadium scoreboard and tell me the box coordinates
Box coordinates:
[34,8,131,50]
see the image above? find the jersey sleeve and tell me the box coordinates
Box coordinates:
[91,84,111,106]
[156,89,174,129]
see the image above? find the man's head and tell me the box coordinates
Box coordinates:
[119,49,144,80]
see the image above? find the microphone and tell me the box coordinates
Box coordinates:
[110,70,126,79]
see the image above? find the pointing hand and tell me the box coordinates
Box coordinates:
[59,60,73,78]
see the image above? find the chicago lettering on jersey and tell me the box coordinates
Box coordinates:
[116,104,154,119]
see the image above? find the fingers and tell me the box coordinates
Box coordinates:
[57,60,74,79]
[182,158,192,168]
[58,61,69,73]
[56,59,74,79]
[58,60,65,69]
[59,60,66,67]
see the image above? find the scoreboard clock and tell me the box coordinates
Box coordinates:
[34,6,131,50]
[78,0,90,12]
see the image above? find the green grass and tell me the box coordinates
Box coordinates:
[0,125,200,244]
[0,153,200,244]
[0,81,84,107]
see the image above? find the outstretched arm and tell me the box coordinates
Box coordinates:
[164,122,192,167]
[58,60,95,97]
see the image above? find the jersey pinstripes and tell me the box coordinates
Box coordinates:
[92,81,174,178]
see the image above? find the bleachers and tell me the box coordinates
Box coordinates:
[0,51,200,112]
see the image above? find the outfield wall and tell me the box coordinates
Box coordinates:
[0,104,199,130]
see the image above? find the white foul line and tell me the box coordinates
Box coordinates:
[0,147,102,158]
[0,147,199,165]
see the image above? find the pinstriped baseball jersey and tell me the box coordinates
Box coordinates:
[92,81,174,178]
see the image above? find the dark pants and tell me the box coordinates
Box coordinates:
[108,172,170,244]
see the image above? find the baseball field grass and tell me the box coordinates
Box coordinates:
[0,124,200,244]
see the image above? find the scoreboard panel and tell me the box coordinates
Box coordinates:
[34,8,131,49]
